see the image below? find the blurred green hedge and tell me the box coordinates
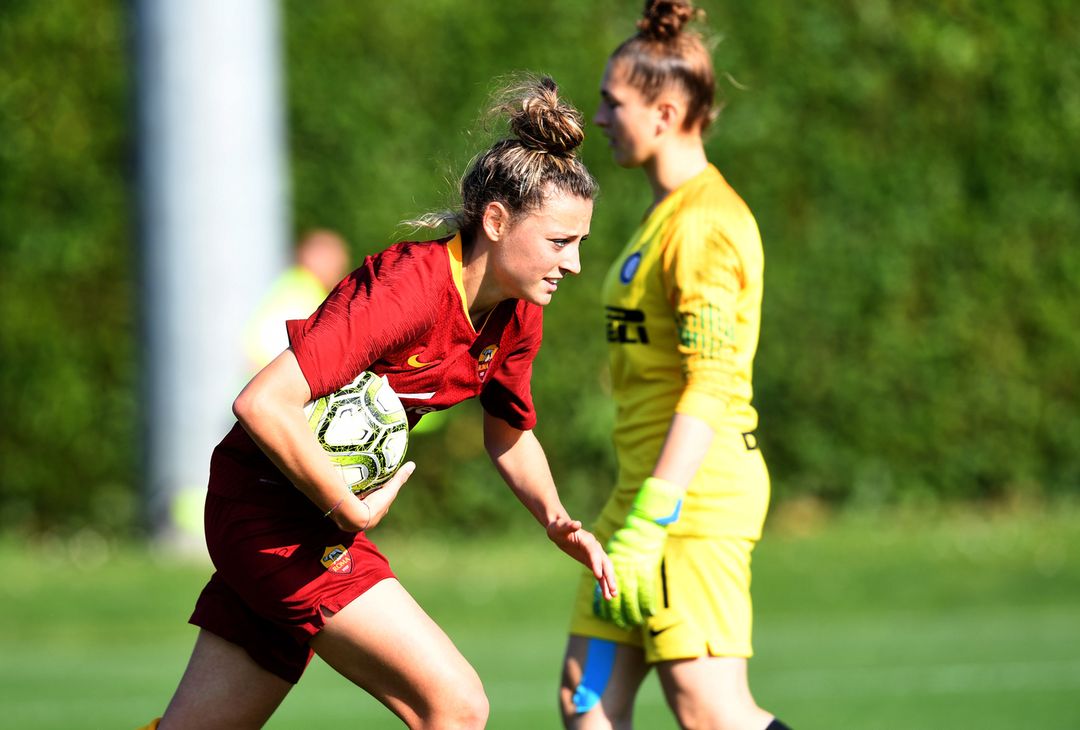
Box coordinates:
[0,0,135,533]
[1,1,1077,535]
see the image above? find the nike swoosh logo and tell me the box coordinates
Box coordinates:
[648,623,680,638]
[407,354,438,369]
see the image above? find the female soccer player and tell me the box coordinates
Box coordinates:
[142,75,615,730]
[559,3,792,729]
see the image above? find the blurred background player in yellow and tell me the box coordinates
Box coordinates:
[165,231,351,544]
[244,228,350,372]
[560,2,792,729]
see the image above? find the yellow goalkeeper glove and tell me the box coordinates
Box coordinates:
[594,477,683,628]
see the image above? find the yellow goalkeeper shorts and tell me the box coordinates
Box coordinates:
[569,532,759,662]
[569,430,770,662]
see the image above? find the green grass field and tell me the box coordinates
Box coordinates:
[2,502,1078,729]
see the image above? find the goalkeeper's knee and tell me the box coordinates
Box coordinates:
[570,638,617,714]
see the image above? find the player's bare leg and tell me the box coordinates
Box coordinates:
[312,577,488,730]
[560,634,650,730]
[158,629,293,730]
[657,656,774,730]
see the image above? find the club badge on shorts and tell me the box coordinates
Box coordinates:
[321,544,353,574]
[477,344,498,381]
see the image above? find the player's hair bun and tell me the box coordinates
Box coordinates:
[637,0,697,41]
[503,76,585,157]
[402,72,596,235]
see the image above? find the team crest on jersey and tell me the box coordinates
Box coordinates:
[321,544,353,574]
[619,252,643,284]
[477,344,498,381]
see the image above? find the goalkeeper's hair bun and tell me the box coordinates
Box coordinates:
[608,0,717,133]
[636,0,698,42]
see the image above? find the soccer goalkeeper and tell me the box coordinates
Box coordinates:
[559,2,793,728]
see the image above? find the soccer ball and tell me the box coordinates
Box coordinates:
[304,371,409,495]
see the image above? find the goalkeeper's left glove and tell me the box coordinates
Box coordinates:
[594,477,683,629]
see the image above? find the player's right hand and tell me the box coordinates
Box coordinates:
[547,517,617,601]
[330,461,415,532]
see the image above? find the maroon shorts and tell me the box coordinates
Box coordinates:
[190,491,396,683]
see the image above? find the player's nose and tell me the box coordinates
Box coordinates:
[560,244,581,276]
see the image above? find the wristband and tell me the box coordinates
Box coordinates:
[633,477,683,526]
[359,498,371,531]
[323,492,348,518]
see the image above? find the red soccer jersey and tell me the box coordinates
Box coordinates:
[208,233,543,503]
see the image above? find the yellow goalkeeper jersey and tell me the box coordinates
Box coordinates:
[601,164,766,537]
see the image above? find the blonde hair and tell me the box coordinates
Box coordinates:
[405,75,597,234]
[613,0,717,132]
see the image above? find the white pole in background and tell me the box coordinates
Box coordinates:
[132,0,289,548]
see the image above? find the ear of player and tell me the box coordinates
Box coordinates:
[594,476,683,628]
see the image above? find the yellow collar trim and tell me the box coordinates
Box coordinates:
[446,233,477,333]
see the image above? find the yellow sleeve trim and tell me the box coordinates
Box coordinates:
[675,389,730,429]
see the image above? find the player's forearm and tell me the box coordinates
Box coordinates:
[508,476,568,527]
[235,395,349,511]
[499,448,570,527]
[484,419,570,526]
[233,357,352,516]
[651,411,715,489]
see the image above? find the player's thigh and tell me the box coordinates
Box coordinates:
[160,629,293,730]
[311,578,487,727]
[656,656,772,730]
[561,634,651,729]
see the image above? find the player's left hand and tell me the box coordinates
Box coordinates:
[329,461,415,532]
[547,517,617,601]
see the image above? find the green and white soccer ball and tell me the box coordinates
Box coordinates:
[304,371,409,495]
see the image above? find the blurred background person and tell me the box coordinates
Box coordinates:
[244,228,351,373]
[165,231,350,546]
